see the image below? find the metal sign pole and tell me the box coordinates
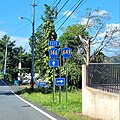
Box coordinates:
[66,59,68,103]
[53,66,55,102]
[59,49,62,103]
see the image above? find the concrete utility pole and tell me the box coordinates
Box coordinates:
[31,0,37,90]
[3,42,8,75]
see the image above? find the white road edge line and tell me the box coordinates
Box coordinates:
[12,91,57,120]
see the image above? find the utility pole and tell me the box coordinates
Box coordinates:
[3,42,8,77]
[31,0,37,90]
[19,0,37,90]
[18,48,22,82]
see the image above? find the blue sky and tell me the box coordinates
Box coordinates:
[0,0,120,55]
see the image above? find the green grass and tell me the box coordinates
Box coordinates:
[19,88,91,120]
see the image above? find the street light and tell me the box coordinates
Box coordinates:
[19,16,35,90]
[18,17,32,24]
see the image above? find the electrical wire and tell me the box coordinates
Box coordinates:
[51,0,58,7]
[56,0,87,31]
[55,0,62,8]
[55,0,83,25]
[57,0,70,14]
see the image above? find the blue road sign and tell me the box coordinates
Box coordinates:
[49,59,59,67]
[48,40,60,47]
[62,47,72,58]
[36,81,47,87]
[48,48,59,58]
[55,78,65,86]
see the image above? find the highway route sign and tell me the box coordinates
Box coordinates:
[48,40,60,47]
[62,47,72,58]
[48,48,59,58]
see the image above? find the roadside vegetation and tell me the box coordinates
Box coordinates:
[18,88,91,120]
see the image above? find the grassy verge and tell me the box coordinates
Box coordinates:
[19,88,91,120]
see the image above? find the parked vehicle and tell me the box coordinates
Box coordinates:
[22,79,30,85]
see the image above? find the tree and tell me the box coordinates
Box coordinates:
[0,35,31,82]
[78,8,120,64]
[33,4,58,81]
[59,24,88,88]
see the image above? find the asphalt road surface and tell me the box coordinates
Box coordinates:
[0,80,65,120]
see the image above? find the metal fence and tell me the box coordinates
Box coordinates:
[87,63,120,93]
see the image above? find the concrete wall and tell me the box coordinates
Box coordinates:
[82,65,120,120]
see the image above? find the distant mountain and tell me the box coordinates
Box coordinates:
[105,55,120,63]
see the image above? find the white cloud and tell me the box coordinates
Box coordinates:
[91,23,120,56]
[78,9,109,29]
[98,23,120,40]
[92,10,108,16]
[0,30,30,51]
[78,18,94,26]
[0,30,7,39]
[10,36,30,51]
[63,10,76,18]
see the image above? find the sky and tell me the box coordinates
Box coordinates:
[0,0,120,56]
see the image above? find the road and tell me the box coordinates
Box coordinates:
[0,80,64,120]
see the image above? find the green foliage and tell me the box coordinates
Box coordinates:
[33,4,58,81]
[59,25,88,51]
[59,24,88,87]
[0,35,31,82]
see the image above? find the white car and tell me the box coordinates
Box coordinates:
[22,79,29,85]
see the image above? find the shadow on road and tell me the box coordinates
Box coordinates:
[0,91,14,96]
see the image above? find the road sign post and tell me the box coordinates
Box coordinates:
[62,47,72,103]
[59,49,62,103]
[53,66,55,102]
[49,59,59,102]
[66,59,68,103]
[48,40,60,103]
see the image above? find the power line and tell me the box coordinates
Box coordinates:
[55,0,62,8]
[9,24,30,36]
[56,0,87,31]
[55,0,83,25]
[57,0,70,14]
[51,0,58,7]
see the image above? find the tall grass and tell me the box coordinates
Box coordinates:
[20,89,91,120]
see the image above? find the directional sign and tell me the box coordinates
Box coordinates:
[62,47,72,58]
[36,81,47,87]
[48,48,59,58]
[55,78,65,86]
[49,59,59,67]
[48,40,60,47]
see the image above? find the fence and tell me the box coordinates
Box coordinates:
[87,63,120,93]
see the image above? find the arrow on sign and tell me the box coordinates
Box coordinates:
[55,78,65,86]
[52,61,55,66]
[56,80,64,83]
[49,59,59,67]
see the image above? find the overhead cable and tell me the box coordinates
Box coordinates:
[55,0,62,8]
[55,0,83,25]
[51,0,58,7]
[56,0,87,31]
[57,0,70,14]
